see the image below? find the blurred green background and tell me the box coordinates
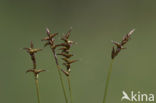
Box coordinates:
[0,0,156,103]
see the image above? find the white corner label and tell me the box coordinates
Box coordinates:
[121,91,154,102]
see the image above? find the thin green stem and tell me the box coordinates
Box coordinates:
[51,48,68,103]
[51,49,68,103]
[57,65,69,103]
[35,76,41,103]
[67,76,73,103]
[103,59,114,103]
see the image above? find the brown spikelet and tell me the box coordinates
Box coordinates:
[41,28,58,50]
[56,28,77,76]
[111,29,135,59]
[61,27,72,41]
[57,53,73,58]
[26,69,46,75]
[24,42,45,77]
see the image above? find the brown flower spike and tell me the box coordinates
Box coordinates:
[42,28,69,103]
[41,28,58,49]
[24,42,45,78]
[57,28,77,76]
[111,29,135,59]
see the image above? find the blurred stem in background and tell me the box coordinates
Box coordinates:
[103,59,114,103]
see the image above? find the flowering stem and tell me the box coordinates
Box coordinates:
[67,76,73,103]
[52,49,68,103]
[57,65,68,103]
[35,76,41,103]
[103,59,114,103]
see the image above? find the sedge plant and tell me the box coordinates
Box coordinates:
[41,28,77,103]
[41,28,68,103]
[23,27,135,103]
[102,29,135,103]
[57,28,77,103]
[24,42,46,103]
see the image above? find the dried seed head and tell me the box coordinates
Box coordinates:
[42,28,58,50]
[111,29,135,59]
[24,42,45,78]
[56,28,77,76]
